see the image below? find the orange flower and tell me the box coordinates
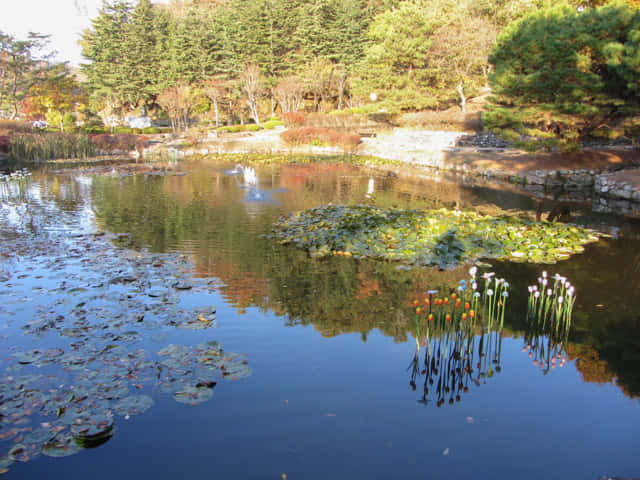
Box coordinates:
[428,313,434,321]
[413,300,419,307]
[455,299,462,309]
[424,298,430,306]
[445,314,451,322]
[461,313,467,320]
[443,298,449,305]
[451,293,457,300]
[469,310,475,318]
[416,307,421,314]
[464,302,470,310]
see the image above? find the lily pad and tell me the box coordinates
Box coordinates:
[114,395,154,416]
[272,205,599,267]
[173,385,215,405]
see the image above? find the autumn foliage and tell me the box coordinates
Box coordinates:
[280,127,361,152]
[89,134,138,152]
[280,112,307,128]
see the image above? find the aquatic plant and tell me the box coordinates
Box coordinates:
[8,133,96,162]
[273,205,599,268]
[409,269,506,406]
[523,271,574,374]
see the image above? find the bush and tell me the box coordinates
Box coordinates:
[141,127,162,134]
[280,127,361,153]
[263,120,285,129]
[62,113,77,133]
[89,134,137,152]
[245,124,262,131]
[112,126,133,134]
[218,125,245,133]
[281,112,306,127]
[83,126,107,134]
[9,133,96,162]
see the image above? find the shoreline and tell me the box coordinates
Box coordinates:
[147,128,640,218]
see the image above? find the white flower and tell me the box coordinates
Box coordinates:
[547,289,552,296]
[542,271,548,278]
[558,296,564,304]
[472,282,477,290]
[542,278,548,286]
[428,289,438,295]
[502,291,509,298]
[528,286,533,293]
[534,292,540,298]
[469,266,477,277]
[474,292,480,298]
[503,282,509,289]
[487,289,494,296]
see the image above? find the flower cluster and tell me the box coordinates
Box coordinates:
[524,271,576,375]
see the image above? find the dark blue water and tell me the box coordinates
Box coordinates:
[1,159,639,479]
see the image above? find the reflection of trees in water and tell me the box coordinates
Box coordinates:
[88,163,640,400]
[409,314,503,407]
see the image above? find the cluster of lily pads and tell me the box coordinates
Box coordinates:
[409,268,505,406]
[0,178,251,472]
[523,272,574,373]
[273,205,599,268]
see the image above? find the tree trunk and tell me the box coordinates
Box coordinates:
[457,81,466,114]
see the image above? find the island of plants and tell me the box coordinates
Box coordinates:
[273,205,599,268]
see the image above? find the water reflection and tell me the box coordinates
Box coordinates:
[0,175,252,473]
[82,160,640,400]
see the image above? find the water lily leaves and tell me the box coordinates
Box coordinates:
[0,182,255,473]
[70,414,114,446]
[41,433,84,458]
[273,205,599,267]
[173,385,215,405]
[114,395,154,416]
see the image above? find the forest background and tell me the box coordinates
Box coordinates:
[2,0,640,148]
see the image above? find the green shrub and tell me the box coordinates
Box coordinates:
[62,113,77,133]
[245,124,262,131]
[83,126,107,134]
[113,126,133,134]
[218,125,245,133]
[262,120,284,129]
[141,127,162,134]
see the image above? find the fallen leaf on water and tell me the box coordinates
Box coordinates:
[325,413,336,417]
[442,448,450,456]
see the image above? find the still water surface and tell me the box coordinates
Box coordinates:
[1,158,639,479]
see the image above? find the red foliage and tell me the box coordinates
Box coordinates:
[281,111,307,128]
[89,134,137,152]
[280,127,361,152]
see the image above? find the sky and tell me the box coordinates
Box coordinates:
[1,0,110,66]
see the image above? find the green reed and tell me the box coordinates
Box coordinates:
[8,133,96,162]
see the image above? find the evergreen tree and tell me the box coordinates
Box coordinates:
[487,1,640,144]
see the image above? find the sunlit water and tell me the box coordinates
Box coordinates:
[1,158,639,479]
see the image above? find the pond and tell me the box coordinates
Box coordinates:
[1,157,639,479]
